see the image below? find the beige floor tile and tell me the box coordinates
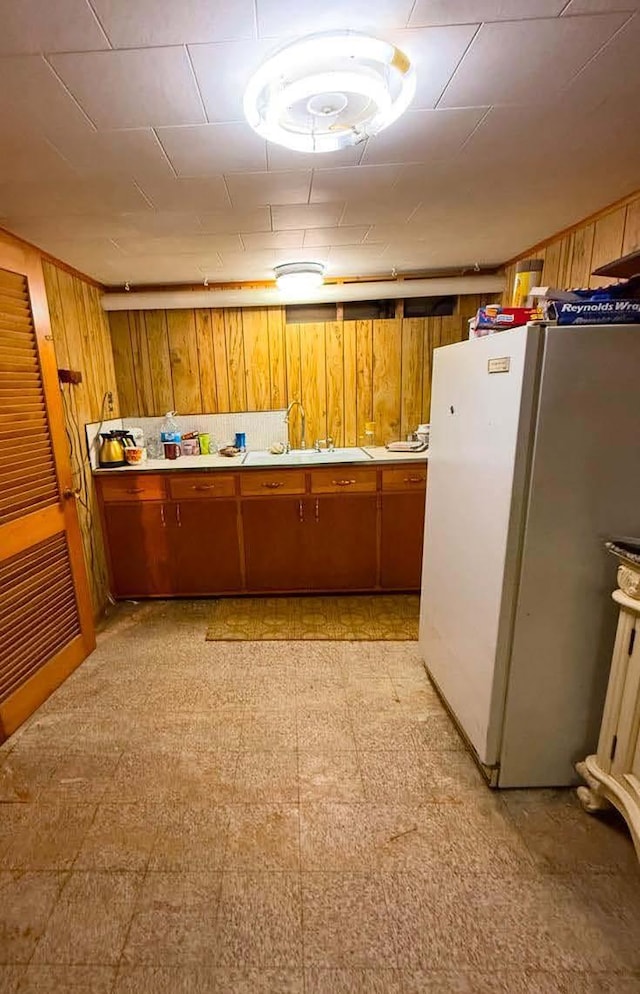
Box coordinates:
[42,751,122,802]
[0,803,96,871]
[122,872,222,965]
[300,803,396,871]
[414,749,486,801]
[32,872,141,965]
[297,709,355,752]
[299,753,365,802]
[502,790,639,875]
[302,873,397,969]
[214,871,302,968]
[242,710,297,751]
[15,965,116,993]
[0,750,60,803]
[105,749,238,804]
[74,803,160,871]
[410,713,465,751]
[349,707,419,752]
[149,805,229,871]
[233,752,298,803]
[225,805,300,871]
[0,872,65,964]
[401,971,640,993]
[114,965,304,994]
[358,751,428,802]
[0,967,22,994]
[306,968,403,994]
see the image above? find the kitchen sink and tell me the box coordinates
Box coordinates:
[243,448,373,467]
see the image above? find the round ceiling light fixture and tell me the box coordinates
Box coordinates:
[244,31,416,153]
[274,261,325,292]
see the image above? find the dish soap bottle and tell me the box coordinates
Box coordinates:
[161,411,181,460]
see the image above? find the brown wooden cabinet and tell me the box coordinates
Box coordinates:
[242,496,309,592]
[307,495,377,590]
[169,500,242,595]
[102,502,171,597]
[380,491,426,590]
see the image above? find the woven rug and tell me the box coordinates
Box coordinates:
[205,594,419,641]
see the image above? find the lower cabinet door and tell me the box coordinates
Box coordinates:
[169,500,243,595]
[309,495,377,590]
[380,492,425,590]
[242,497,309,592]
[103,502,171,597]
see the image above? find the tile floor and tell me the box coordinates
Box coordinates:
[1,599,640,993]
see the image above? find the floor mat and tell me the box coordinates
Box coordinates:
[205,594,419,641]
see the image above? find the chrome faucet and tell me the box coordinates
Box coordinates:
[314,435,335,452]
[284,399,307,450]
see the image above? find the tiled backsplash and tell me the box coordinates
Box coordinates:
[85,410,288,469]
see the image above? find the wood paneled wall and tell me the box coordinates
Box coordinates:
[108,296,488,448]
[503,190,640,301]
[43,261,121,618]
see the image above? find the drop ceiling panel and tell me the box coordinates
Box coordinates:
[340,200,421,226]
[562,0,639,11]
[135,177,231,212]
[115,234,243,256]
[310,165,403,203]
[0,56,94,141]
[198,208,272,234]
[256,0,415,38]
[439,13,631,107]
[0,137,77,183]
[0,0,109,54]
[47,127,176,182]
[267,144,364,170]
[157,124,268,175]
[390,25,481,108]
[225,170,312,207]
[241,230,305,250]
[410,0,566,27]
[50,48,207,129]
[361,108,487,165]
[303,226,369,248]
[271,203,345,230]
[188,40,275,123]
[90,0,256,46]
[0,180,151,217]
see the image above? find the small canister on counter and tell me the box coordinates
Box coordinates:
[234,431,246,452]
[198,432,210,455]
[181,432,200,456]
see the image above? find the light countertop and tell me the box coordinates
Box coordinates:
[93,446,428,473]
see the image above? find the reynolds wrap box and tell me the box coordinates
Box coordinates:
[555,299,640,325]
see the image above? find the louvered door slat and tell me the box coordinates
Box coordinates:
[0,533,81,705]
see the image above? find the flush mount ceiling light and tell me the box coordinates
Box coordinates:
[244,31,416,153]
[274,261,325,291]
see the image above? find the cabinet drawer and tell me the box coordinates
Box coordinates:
[99,473,167,502]
[382,467,427,491]
[310,467,377,494]
[168,473,236,500]
[240,469,306,496]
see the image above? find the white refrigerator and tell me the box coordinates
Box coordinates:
[419,323,640,788]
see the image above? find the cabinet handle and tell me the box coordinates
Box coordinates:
[126,487,144,494]
[262,481,284,489]
[315,497,319,522]
[193,484,213,491]
[160,504,166,527]
[298,499,304,523]
[176,503,181,527]
[332,479,356,486]
[404,476,425,484]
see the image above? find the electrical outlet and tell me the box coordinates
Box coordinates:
[58,369,83,385]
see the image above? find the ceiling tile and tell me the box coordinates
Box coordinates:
[364,224,429,244]
[361,108,487,165]
[50,48,206,129]
[225,170,312,207]
[390,25,481,108]
[562,0,639,12]
[241,230,305,250]
[340,200,421,226]
[0,137,77,183]
[410,0,566,26]
[271,203,345,230]
[256,0,415,38]
[188,39,275,123]
[157,123,267,175]
[0,179,151,217]
[47,127,175,183]
[107,255,223,285]
[135,177,231,212]
[198,208,271,234]
[267,143,364,170]
[0,0,109,54]
[115,213,207,237]
[325,244,391,276]
[0,56,94,141]
[562,10,640,103]
[439,13,630,107]
[303,226,369,247]
[310,165,402,204]
[115,234,242,256]
[91,0,256,46]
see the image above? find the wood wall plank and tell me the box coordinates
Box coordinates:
[194,310,217,413]
[400,318,423,439]
[129,311,155,415]
[325,321,344,446]
[623,199,640,255]
[224,309,246,412]
[590,208,626,287]
[342,320,357,446]
[422,317,437,421]
[267,307,287,410]
[108,312,137,416]
[284,323,302,447]
[300,322,327,446]
[144,310,174,415]
[372,318,401,446]
[211,310,230,412]
[167,309,202,414]
[355,319,373,446]
[242,308,271,410]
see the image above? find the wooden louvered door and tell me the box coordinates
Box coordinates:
[0,235,94,740]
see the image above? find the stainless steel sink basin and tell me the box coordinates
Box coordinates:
[243,448,373,467]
